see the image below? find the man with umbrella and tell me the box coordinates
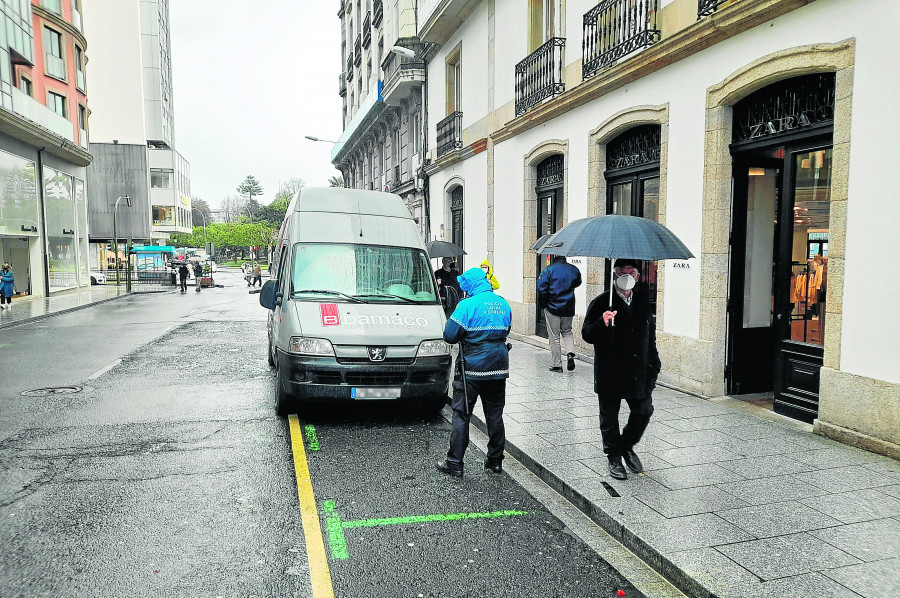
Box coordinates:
[434,257,462,316]
[582,259,661,480]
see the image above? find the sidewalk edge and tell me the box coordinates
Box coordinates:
[0,292,133,331]
[470,414,722,598]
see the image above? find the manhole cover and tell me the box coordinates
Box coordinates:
[21,386,82,397]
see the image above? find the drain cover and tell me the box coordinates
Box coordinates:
[21,386,82,397]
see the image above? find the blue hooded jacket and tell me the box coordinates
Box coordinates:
[444,268,512,380]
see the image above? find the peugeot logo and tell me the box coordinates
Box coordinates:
[367,347,387,362]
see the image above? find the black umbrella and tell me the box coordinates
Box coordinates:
[425,240,466,259]
[529,233,561,254]
[541,215,694,308]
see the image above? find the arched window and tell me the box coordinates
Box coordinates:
[605,124,661,314]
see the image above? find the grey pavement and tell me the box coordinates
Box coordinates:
[0,284,130,329]
[469,339,900,598]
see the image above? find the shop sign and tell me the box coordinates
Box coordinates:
[733,73,836,144]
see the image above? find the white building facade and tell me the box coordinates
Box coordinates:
[82,0,191,259]
[415,0,900,456]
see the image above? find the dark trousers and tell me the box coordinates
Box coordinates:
[597,392,654,457]
[447,378,506,468]
[179,276,187,291]
[1,295,10,305]
[252,275,261,287]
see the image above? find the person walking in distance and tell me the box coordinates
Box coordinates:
[193,261,204,292]
[178,263,189,293]
[538,255,582,373]
[0,263,14,310]
[436,268,512,477]
[581,259,660,480]
[479,259,501,290]
[251,262,262,287]
[434,257,462,317]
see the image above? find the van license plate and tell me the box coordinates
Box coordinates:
[351,387,402,400]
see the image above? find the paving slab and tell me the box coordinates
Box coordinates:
[822,557,900,598]
[721,572,865,598]
[800,488,900,524]
[810,518,900,562]
[646,463,746,490]
[716,500,843,537]
[635,486,750,518]
[714,532,861,580]
[715,473,829,505]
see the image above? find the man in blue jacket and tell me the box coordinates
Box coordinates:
[436,268,512,477]
[538,255,582,372]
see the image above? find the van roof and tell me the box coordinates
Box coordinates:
[295,187,413,219]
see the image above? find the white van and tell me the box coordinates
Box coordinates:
[259,187,451,415]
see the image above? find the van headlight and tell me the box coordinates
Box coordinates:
[289,337,335,356]
[417,339,450,357]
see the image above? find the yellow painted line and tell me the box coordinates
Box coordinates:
[289,414,335,597]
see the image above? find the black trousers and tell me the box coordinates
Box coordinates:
[447,378,506,469]
[597,392,654,457]
[179,276,187,291]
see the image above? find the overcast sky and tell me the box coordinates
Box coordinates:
[170,2,343,208]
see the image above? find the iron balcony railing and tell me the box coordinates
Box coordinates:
[583,0,660,80]
[362,12,372,47]
[339,72,347,95]
[373,0,383,27]
[697,0,727,18]
[354,35,362,66]
[515,38,566,116]
[436,111,463,157]
[383,49,425,87]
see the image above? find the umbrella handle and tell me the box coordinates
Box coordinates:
[609,257,615,325]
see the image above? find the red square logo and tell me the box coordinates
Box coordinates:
[320,303,341,326]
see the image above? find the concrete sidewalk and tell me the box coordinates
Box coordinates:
[469,340,900,598]
[0,285,131,330]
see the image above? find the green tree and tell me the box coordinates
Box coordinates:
[328,175,345,187]
[236,175,264,210]
[191,197,212,227]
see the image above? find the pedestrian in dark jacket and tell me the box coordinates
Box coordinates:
[193,262,204,291]
[434,257,462,316]
[436,268,512,477]
[178,264,189,292]
[538,255,582,372]
[581,259,661,480]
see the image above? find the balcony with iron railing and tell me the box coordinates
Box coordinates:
[362,12,372,47]
[436,111,463,158]
[373,0,383,27]
[515,38,565,116]
[583,0,660,80]
[381,40,425,106]
[339,72,347,96]
[354,35,362,66]
[10,87,75,143]
[45,53,67,81]
[697,0,729,18]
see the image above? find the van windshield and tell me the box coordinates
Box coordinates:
[291,243,440,304]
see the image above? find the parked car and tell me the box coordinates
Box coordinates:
[90,271,106,285]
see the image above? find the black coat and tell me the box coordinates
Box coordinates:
[581,290,661,398]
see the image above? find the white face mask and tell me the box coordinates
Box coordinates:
[615,273,636,291]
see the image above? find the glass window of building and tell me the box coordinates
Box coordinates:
[43,27,66,81]
[75,45,85,91]
[18,75,31,96]
[44,167,77,291]
[41,0,62,15]
[151,169,173,189]
[47,90,66,117]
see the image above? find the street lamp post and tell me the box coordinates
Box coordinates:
[113,195,132,287]
[192,207,208,248]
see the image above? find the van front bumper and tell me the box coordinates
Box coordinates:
[276,351,452,400]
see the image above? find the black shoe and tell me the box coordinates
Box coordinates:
[607,456,627,480]
[435,460,463,477]
[566,352,576,371]
[549,366,563,373]
[484,461,502,474]
[623,448,644,474]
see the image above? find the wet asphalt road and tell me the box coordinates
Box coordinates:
[0,270,643,598]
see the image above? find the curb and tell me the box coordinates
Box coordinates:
[0,292,134,331]
[469,412,719,598]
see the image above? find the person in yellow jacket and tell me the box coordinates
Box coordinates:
[480,259,500,290]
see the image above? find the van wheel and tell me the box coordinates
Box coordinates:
[267,338,275,367]
[275,366,294,417]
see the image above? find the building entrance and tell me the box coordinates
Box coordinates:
[534,154,564,338]
[726,73,835,422]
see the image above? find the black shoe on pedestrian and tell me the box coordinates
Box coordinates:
[623,448,644,474]
[549,366,563,373]
[484,461,502,474]
[607,456,627,480]
[566,352,576,371]
[435,460,463,477]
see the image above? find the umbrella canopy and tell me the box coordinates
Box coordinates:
[425,240,467,259]
[529,233,560,254]
[541,215,694,261]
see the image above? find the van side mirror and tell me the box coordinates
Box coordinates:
[260,280,280,310]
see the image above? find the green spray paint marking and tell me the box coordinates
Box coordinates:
[320,500,528,561]
[303,424,320,451]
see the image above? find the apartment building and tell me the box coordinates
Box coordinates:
[332,0,428,234]
[408,0,899,455]
[0,0,92,297]
[82,0,191,269]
